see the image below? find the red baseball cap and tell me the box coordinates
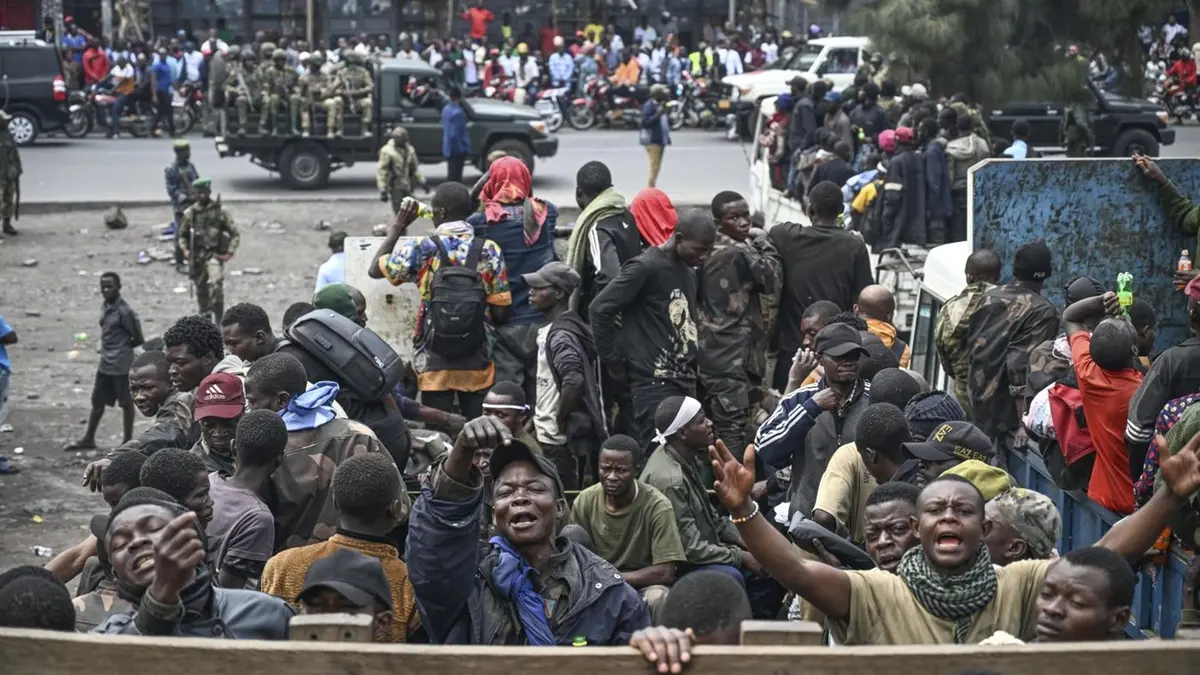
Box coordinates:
[194,373,245,420]
[895,126,914,145]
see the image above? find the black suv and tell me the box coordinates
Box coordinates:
[215,57,559,189]
[988,81,1175,157]
[0,41,69,145]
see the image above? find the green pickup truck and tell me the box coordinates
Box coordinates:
[215,57,559,189]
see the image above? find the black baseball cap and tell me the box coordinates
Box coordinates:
[489,437,566,498]
[813,323,867,358]
[902,421,995,463]
[297,548,393,611]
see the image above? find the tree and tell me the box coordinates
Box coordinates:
[838,0,1172,105]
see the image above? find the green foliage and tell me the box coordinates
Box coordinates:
[847,0,1172,104]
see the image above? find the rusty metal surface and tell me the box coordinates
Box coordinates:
[969,158,1193,351]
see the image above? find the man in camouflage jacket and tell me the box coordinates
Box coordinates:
[376,126,427,212]
[179,178,239,323]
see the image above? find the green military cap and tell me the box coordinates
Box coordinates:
[193,178,212,190]
[272,49,287,61]
[327,230,348,249]
[172,139,189,150]
[312,283,357,321]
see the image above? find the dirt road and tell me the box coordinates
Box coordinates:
[0,200,401,572]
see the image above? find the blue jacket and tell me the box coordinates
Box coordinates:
[469,202,559,325]
[640,101,670,146]
[442,102,471,157]
[924,139,953,220]
[407,465,650,645]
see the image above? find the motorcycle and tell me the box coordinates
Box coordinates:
[72,83,154,138]
[172,82,205,136]
[534,85,567,133]
[1154,75,1200,122]
[483,77,516,103]
[64,89,92,138]
[567,77,681,131]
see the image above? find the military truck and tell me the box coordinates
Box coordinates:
[214,57,559,189]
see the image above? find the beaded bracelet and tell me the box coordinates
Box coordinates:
[729,501,759,524]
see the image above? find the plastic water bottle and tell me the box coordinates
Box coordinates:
[31,546,53,557]
[1177,249,1192,290]
[1117,272,1133,315]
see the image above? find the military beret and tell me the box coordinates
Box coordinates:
[193,178,212,190]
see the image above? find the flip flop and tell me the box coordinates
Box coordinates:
[63,441,97,452]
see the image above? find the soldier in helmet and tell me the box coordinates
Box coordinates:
[226,50,264,136]
[297,52,341,137]
[332,51,374,137]
[257,42,277,79]
[205,44,237,136]
[376,126,427,213]
[178,178,239,322]
[264,49,300,134]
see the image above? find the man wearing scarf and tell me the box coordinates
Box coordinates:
[407,415,650,644]
[566,161,638,322]
[469,157,558,401]
[591,208,714,449]
[93,487,294,637]
[708,430,1200,644]
[244,353,402,551]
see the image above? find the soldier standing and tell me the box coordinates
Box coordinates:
[698,191,780,461]
[376,127,427,211]
[178,178,240,322]
[205,44,232,136]
[1063,101,1093,158]
[264,50,300,134]
[164,140,199,273]
[0,110,21,237]
[297,53,340,137]
[333,51,374,137]
[227,50,264,136]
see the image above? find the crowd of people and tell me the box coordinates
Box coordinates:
[1,147,1199,658]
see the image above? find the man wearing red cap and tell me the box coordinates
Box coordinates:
[878,126,925,251]
[190,372,245,475]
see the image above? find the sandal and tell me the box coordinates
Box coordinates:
[63,440,97,452]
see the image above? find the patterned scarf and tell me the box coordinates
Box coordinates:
[897,545,998,644]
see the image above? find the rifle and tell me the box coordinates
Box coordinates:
[188,219,195,299]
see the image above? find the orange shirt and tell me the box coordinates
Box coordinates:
[1069,332,1142,514]
[613,60,640,86]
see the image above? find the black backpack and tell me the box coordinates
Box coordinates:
[284,309,404,401]
[424,235,487,359]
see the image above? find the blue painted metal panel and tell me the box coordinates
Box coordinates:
[969,158,1194,353]
[1007,447,1189,638]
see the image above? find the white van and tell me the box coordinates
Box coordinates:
[907,242,970,392]
[724,36,872,134]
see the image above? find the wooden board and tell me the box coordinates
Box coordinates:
[2,627,1199,675]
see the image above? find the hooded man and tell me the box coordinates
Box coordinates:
[944,110,991,243]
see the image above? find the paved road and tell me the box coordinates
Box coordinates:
[18,125,1200,208]
[19,127,754,207]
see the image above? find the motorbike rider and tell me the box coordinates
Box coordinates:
[513,42,540,104]
[482,47,507,89]
[1167,48,1197,92]
[548,36,575,89]
[611,49,641,97]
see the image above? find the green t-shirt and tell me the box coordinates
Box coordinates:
[569,481,687,573]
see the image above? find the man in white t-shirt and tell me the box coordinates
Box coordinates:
[1165,16,1188,45]
[182,42,205,82]
[108,56,136,138]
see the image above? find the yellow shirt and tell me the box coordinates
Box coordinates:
[830,559,1051,645]
[260,534,422,643]
[812,442,875,543]
[583,23,604,43]
[851,181,879,214]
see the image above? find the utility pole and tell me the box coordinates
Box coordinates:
[728,0,736,26]
[306,0,314,45]
[101,0,113,40]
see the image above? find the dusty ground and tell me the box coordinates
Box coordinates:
[0,201,403,572]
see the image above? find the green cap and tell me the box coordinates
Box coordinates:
[173,139,190,150]
[192,177,212,190]
[327,230,347,250]
[312,283,357,321]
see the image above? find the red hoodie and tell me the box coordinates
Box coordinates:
[82,47,110,85]
[1169,58,1197,88]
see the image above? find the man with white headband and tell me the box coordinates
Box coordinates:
[641,396,763,586]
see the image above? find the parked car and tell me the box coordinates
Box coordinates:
[0,40,69,145]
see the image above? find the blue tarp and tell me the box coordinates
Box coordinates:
[969,158,1194,353]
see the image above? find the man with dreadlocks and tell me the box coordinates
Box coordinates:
[709,430,1200,644]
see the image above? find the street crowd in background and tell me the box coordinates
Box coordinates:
[3,5,1200,668]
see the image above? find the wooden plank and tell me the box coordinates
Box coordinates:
[3,628,1200,675]
[740,620,824,646]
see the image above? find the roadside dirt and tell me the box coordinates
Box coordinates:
[0,201,400,572]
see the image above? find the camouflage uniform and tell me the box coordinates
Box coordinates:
[73,582,135,632]
[1025,335,1071,398]
[963,283,1060,440]
[933,280,994,414]
[950,101,990,144]
[0,111,22,235]
[697,232,781,458]
[226,54,263,135]
[256,43,277,80]
[297,56,340,137]
[269,416,404,550]
[376,135,424,212]
[263,51,301,134]
[1062,102,1093,158]
[179,185,240,323]
[107,390,198,458]
[164,150,198,266]
[333,53,374,136]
